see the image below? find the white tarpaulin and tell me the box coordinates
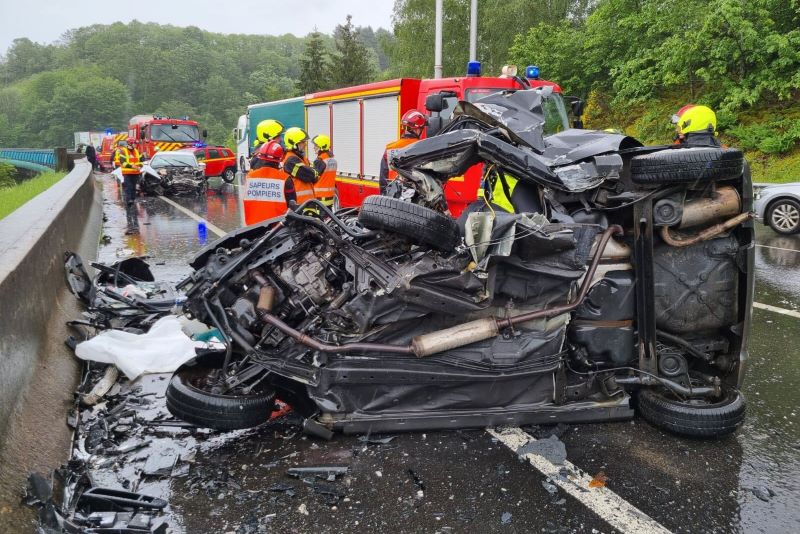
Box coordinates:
[75,315,197,380]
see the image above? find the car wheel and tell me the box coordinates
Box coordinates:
[630,147,744,184]
[358,195,461,252]
[766,198,800,235]
[222,167,236,184]
[166,362,276,431]
[637,388,745,438]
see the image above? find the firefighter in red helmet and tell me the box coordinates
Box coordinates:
[379,109,426,194]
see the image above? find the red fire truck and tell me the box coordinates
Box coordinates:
[97,133,127,172]
[126,115,207,160]
[305,63,574,217]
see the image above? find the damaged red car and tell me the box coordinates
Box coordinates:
[167,88,753,439]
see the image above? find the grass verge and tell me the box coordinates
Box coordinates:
[0,171,67,220]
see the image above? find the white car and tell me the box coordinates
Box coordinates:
[140,151,207,196]
[754,183,800,234]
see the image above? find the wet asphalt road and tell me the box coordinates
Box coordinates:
[87,175,799,533]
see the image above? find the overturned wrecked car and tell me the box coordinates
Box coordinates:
[140,151,208,196]
[167,88,753,439]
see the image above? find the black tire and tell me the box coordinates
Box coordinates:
[222,167,236,184]
[166,364,276,431]
[358,195,461,252]
[638,388,745,438]
[630,147,744,184]
[766,198,800,235]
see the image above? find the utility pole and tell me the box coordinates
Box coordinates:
[469,0,477,62]
[434,0,443,79]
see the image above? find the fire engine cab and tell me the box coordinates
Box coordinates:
[127,115,207,160]
[305,63,577,216]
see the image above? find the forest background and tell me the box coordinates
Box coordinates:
[1,0,797,182]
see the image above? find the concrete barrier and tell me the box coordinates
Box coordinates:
[0,159,102,517]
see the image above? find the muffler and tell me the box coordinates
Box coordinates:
[679,186,741,228]
[411,318,499,358]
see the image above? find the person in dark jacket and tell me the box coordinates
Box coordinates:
[85,144,97,170]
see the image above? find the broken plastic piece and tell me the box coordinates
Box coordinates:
[77,487,168,511]
[588,471,608,488]
[287,466,348,480]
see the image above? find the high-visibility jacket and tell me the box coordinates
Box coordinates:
[282,150,317,206]
[379,136,418,193]
[478,168,519,214]
[314,151,337,206]
[114,147,143,175]
[242,163,289,225]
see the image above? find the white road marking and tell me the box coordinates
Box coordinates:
[487,427,672,534]
[753,301,800,319]
[156,195,226,237]
[755,244,800,253]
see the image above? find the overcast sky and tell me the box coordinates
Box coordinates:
[0,0,394,55]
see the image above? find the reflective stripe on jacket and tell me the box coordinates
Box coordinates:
[282,151,317,205]
[243,164,288,225]
[114,147,142,175]
[315,151,337,206]
[478,169,518,213]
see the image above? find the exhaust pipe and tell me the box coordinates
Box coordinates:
[253,226,623,358]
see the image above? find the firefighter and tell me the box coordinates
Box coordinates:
[672,104,721,147]
[251,119,284,158]
[282,127,319,209]
[113,139,143,234]
[379,109,426,194]
[311,134,337,208]
[476,165,543,215]
[241,141,287,225]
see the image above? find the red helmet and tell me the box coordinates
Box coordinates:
[401,109,427,131]
[255,140,284,163]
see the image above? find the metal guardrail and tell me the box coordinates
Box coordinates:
[0,148,56,168]
[0,158,52,173]
[0,148,78,171]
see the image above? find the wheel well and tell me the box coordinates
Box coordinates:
[765,195,800,218]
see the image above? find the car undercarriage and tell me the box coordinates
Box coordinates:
[167,89,754,439]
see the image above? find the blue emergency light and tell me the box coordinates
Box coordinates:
[105,128,113,135]
[467,61,481,77]
[525,65,540,79]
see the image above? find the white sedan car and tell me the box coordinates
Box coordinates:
[754,183,800,234]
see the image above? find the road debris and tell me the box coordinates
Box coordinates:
[588,471,609,488]
[516,435,568,465]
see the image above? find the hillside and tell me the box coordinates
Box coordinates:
[1,1,798,184]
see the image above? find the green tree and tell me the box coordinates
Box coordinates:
[298,30,331,94]
[330,15,375,87]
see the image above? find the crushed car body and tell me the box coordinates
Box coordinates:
[140,151,208,196]
[167,88,754,439]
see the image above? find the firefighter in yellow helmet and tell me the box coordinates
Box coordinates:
[311,134,337,208]
[281,127,319,208]
[251,119,284,152]
[671,105,720,147]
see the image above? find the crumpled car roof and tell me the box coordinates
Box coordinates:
[390,88,642,193]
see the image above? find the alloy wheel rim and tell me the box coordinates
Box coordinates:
[772,203,800,230]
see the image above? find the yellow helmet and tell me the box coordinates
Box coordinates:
[256,119,284,143]
[284,127,309,151]
[673,105,716,135]
[312,134,331,151]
